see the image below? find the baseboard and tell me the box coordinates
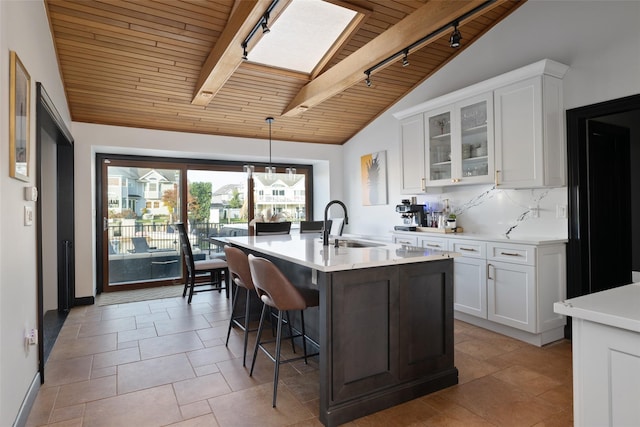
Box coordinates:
[13,372,40,427]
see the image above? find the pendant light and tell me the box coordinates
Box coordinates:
[265,117,276,178]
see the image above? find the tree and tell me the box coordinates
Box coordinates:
[189,182,212,223]
[228,187,243,208]
[162,185,179,223]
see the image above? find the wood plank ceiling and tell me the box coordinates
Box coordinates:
[45,0,525,145]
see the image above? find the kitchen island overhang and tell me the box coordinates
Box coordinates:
[224,234,459,426]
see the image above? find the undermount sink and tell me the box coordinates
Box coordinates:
[335,239,384,248]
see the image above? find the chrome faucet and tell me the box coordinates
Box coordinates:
[323,200,349,246]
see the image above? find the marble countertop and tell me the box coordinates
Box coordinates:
[554,283,640,333]
[223,234,458,272]
[391,229,567,245]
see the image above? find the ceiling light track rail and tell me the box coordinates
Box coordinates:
[363,0,497,85]
[242,0,280,60]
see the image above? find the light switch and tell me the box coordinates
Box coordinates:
[24,206,33,226]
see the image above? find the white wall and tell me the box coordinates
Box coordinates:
[71,123,344,298]
[343,0,640,239]
[0,1,71,425]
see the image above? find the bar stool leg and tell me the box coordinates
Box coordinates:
[286,311,295,353]
[242,287,251,366]
[225,283,239,345]
[300,310,309,364]
[273,309,284,407]
[250,304,269,377]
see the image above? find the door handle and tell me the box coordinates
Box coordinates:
[103,217,108,231]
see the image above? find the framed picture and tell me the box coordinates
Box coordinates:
[9,50,30,181]
[361,150,388,206]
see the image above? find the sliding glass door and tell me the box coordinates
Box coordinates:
[97,155,313,292]
[101,159,183,291]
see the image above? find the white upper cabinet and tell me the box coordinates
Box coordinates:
[394,59,568,192]
[399,114,426,193]
[494,73,566,188]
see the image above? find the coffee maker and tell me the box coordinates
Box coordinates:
[395,200,426,230]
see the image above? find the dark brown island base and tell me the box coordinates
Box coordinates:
[222,234,459,426]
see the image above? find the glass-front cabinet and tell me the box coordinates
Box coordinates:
[425,92,494,186]
[426,107,452,183]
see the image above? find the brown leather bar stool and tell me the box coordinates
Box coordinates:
[247,254,319,407]
[223,245,258,367]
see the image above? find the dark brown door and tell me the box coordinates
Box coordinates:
[585,120,632,292]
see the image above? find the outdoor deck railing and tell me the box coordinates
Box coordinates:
[108,221,251,254]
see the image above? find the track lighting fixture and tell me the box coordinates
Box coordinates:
[449,21,462,48]
[240,0,279,60]
[363,0,495,85]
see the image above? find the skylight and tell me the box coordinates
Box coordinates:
[248,0,357,74]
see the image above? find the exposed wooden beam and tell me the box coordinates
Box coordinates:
[191,0,271,106]
[281,0,488,117]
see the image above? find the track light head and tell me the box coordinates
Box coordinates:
[449,22,462,48]
[402,50,409,67]
[261,12,270,34]
[242,44,248,60]
[365,71,372,87]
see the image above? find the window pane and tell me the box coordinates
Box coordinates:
[253,171,306,224]
[107,166,182,286]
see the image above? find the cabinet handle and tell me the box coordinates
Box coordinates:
[487,263,494,280]
[426,244,441,248]
[421,178,426,192]
[500,251,521,257]
[459,247,476,252]
[495,170,500,186]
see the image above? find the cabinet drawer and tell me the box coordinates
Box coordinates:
[449,239,486,259]
[487,243,535,265]
[418,236,448,251]
[393,234,418,246]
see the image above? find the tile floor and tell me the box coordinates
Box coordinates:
[26,290,573,427]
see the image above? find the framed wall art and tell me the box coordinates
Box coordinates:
[360,150,388,206]
[9,50,30,181]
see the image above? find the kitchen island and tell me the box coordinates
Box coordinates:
[554,284,640,427]
[224,234,459,426]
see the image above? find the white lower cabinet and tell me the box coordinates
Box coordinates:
[453,256,487,318]
[393,234,418,246]
[487,261,536,333]
[392,231,566,345]
[450,239,486,318]
[418,236,448,251]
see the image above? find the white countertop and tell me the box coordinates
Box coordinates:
[223,234,458,272]
[391,229,567,245]
[554,283,640,333]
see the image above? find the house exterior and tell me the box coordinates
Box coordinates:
[1,1,639,426]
